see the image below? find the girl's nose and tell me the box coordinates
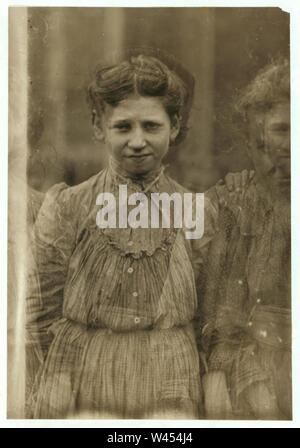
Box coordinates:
[128,128,146,150]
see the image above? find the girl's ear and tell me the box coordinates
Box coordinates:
[170,115,180,143]
[93,113,106,142]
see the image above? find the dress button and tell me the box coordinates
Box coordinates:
[132,291,138,297]
[127,267,134,274]
[256,298,261,304]
[259,330,267,338]
[127,241,134,247]
[238,279,243,285]
[248,321,253,327]
[134,317,141,324]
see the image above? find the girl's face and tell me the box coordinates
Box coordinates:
[97,95,179,177]
[248,100,290,198]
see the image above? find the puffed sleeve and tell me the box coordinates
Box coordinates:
[26,183,77,360]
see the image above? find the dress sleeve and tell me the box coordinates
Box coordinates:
[193,182,248,344]
[190,190,219,279]
[200,183,270,415]
[191,189,220,354]
[26,183,77,360]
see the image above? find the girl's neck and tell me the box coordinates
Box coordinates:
[109,157,163,185]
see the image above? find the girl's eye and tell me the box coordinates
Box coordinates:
[114,123,131,132]
[143,122,161,131]
[269,123,290,133]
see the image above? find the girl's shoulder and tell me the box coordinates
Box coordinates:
[162,173,190,195]
[37,169,107,226]
[62,168,107,197]
[46,169,107,206]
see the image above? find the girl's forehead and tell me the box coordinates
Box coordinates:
[265,100,290,123]
[104,95,168,122]
[249,99,290,123]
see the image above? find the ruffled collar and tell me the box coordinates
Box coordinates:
[108,158,167,193]
[91,158,179,258]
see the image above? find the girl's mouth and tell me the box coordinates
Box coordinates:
[128,154,152,161]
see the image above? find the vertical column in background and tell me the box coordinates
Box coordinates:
[8,7,28,418]
[42,9,67,191]
[27,8,67,191]
[177,8,217,192]
[103,8,126,62]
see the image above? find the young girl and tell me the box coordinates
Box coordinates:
[27,54,209,419]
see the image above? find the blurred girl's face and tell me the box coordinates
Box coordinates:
[248,100,290,198]
[97,95,179,177]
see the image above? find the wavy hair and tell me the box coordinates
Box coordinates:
[87,52,194,145]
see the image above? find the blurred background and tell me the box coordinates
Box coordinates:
[26,7,289,192]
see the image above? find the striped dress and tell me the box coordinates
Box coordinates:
[201,178,292,419]
[27,166,204,419]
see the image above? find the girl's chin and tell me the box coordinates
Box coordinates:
[124,160,159,177]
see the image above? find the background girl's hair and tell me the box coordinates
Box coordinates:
[236,57,290,118]
[87,49,195,145]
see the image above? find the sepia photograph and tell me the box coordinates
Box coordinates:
[6,3,294,424]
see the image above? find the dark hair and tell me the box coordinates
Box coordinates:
[236,58,290,118]
[87,53,194,144]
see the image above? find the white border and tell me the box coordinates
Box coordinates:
[1,0,299,429]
